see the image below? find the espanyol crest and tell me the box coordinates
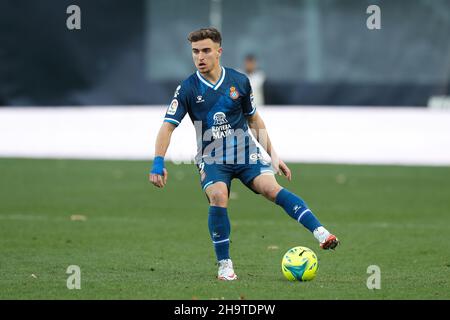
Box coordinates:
[229,86,239,100]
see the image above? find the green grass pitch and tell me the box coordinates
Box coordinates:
[0,158,449,299]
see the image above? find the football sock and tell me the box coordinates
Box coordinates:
[275,188,322,233]
[313,226,331,243]
[208,206,231,261]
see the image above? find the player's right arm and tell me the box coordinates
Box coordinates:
[149,83,189,189]
[149,122,176,188]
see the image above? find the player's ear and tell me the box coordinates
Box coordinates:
[217,47,223,57]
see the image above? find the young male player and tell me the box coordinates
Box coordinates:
[149,27,339,281]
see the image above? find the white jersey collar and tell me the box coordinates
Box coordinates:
[196,66,226,91]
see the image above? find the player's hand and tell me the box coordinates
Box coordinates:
[149,168,168,188]
[149,156,167,188]
[278,159,292,181]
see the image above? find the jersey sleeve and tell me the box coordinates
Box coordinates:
[163,84,189,127]
[242,77,256,117]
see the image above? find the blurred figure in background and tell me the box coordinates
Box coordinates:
[243,54,266,107]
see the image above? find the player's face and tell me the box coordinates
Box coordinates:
[191,39,222,74]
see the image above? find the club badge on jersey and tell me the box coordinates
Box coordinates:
[229,86,239,100]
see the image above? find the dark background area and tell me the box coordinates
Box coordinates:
[0,0,449,107]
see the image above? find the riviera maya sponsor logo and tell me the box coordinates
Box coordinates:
[212,112,233,139]
[213,112,227,125]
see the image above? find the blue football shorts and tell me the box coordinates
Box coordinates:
[197,158,275,194]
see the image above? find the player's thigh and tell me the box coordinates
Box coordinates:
[205,181,229,207]
[251,174,283,202]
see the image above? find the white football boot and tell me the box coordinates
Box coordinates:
[313,226,340,250]
[217,259,238,281]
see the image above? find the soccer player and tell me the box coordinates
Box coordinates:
[149,27,339,281]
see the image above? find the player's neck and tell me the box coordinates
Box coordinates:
[200,64,222,85]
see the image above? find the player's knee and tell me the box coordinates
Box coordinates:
[261,184,282,202]
[208,189,228,207]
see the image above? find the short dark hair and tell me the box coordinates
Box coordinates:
[245,54,256,61]
[188,27,222,45]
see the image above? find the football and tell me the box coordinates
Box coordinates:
[281,246,318,281]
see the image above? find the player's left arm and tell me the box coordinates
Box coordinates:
[247,112,292,181]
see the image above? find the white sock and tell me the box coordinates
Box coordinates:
[313,226,330,243]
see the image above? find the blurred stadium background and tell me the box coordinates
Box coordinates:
[1,0,450,300]
[2,0,450,106]
[1,0,449,164]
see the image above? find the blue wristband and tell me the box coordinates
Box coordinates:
[150,156,165,175]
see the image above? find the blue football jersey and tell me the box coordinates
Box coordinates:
[163,67,259,164]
